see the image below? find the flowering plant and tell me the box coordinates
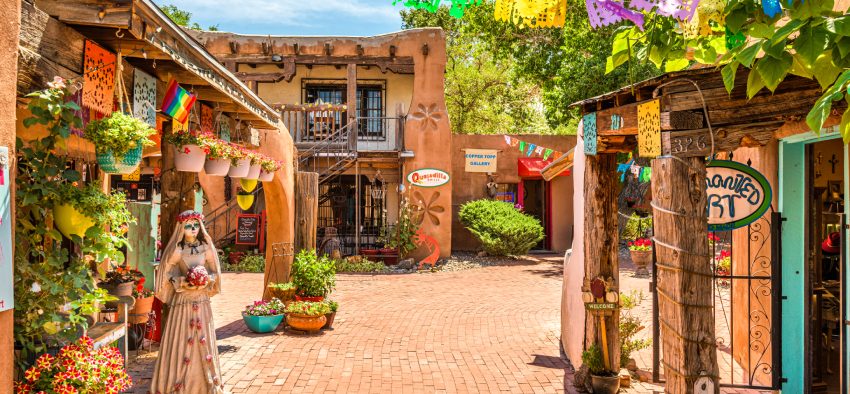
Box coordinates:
[201,135,232,160]
[164,128,208,148]
[285,300,331,317]
[186,265,210,287]
[15,336,132,394]
[228,143,248,165]
[259,156,282,172]
[715,250,731,274]
[707,233,720,246]
[627,238,652,252]
[133,286,154,298]
[244,150,262,165]
[243,298,285,316]
[101,264,144,285]
[84,112,157,157]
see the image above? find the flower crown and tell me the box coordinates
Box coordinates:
[177,211,205,223]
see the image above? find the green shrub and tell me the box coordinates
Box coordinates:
[621,213,653,241]
[458,199,544,256]
[223,253,265,272]
[291,250,336,297]
[334,258,387,273]
[619,290,651,368]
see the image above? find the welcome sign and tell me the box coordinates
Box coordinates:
[706,160,772,231]
[407,168,450,188]
[464,149,498,172]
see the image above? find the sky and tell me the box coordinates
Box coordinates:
[155,0,408,36]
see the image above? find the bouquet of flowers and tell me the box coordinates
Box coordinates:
[243,298,286,316]
[186,265,209,287]
[15,336,132,394]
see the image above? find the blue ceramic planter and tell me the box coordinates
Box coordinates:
[242,312,284,333]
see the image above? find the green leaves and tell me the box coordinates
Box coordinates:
[722,62,739,94]
[756,52,793,92]
[736,41,763,67]
[793,24,830,67]
[747,69,766,99]
[806,69,850,136]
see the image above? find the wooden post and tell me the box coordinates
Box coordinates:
[346,63,357,125]
[583,154,620,370]
[651,157,718,393]
[160,122,197,244]
[294,172,318,252]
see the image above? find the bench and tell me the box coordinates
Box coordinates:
[84,295,134,365]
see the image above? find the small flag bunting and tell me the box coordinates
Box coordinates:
[543,149,553,160]
[526,144,536,156]
[519,141,526,153]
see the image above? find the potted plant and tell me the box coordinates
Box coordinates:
[323,300,338,329]
[291,250,335,302]
[99,263,144,297]
[267,282,297,305]
[581,344,620,394]
[129,279,154,324]
[227,144,250,178]
[627,238,652,276]
[203,135,233,176]
[285,301,330,332]
[84,112,156,174]
[14,336,132,393]
[259,156,281,182]
[164,128,208,172]
[242,298,286,333]
[715,250,731,288]
[245,151,262,180]
[53,184,134,240]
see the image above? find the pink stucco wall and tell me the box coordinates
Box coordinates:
[561,137,586,366]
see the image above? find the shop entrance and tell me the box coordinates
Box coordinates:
[519,179,550,250]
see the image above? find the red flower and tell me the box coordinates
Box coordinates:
[183,147,190,154]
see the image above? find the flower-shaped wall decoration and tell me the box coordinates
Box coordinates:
[411,190,445,226]
[409,103,443,131]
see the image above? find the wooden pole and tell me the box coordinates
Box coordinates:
[583,154,620,370]
[294,171,318,253]
[651,157,718,394]
[160,122,197,245]
[346,64,357,125]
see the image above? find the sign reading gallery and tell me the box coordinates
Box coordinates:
[464,149,498,172]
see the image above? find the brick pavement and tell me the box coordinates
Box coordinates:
[127,256,578,393]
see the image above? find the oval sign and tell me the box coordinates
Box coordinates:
[407,168,450,188]
[706,160,772,231]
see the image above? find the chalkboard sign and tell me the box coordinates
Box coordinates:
[236,214,261,245]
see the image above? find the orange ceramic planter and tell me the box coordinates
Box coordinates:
[286,314,327,332]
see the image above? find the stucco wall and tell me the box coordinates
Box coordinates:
[562,137,587,366]
[1,0,19,389]
[450,134,576,252]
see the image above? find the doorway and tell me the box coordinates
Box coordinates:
[520,179,550,250]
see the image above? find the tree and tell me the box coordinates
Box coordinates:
[160,4,220,31]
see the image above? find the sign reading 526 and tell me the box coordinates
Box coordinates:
[706,160,772,232]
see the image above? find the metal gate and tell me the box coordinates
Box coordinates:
[652,211,782,389]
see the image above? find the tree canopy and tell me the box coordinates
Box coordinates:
[160,4,220,31]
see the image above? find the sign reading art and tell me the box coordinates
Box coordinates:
[464,149,498,172]
[407,168,450,188]
[706,160,772,231]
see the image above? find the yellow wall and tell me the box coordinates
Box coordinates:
[250,64,414,117]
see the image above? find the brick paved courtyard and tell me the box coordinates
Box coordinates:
[127,256,576,393]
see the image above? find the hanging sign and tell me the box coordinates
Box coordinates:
[583,113,598,155]
[706,160,772,231]
[235,214,261,245]
[0,148,11,312]
[464,149,498,172]
[407,168,450,188]
[637,99,661,157]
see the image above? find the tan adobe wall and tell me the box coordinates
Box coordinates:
[450,134,576,253]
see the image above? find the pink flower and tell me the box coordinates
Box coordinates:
[48,76,66,89]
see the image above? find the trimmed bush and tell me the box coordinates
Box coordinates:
[459,199,544,256]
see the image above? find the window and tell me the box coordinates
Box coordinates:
[302,80,386,139]
[494,183,518,204]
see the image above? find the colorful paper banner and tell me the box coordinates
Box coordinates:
[82,40,116,115]
[637,99,661,158]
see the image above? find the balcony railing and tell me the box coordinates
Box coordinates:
[281,106,404,152]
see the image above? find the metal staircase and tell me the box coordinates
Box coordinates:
[205,184,264,247]
[296,120,358,184]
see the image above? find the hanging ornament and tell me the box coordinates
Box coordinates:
[526,143,537,156]
[393,0,483,18]
[519,141,526,153]
[630,0,700,22]
[494,0,567,28]
[586,0,645,30]
[534,146,544,156]
[762,0,781,17]
[543,149,553,160]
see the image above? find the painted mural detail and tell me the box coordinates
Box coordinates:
[705,160,772,231]
[410,103,444,131]
[411,190,445,226]
[413,229,440,270]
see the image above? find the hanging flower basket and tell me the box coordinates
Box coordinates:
[228,158,251,178]
[246,163,262,180]
[174,144,207,172]
[237,194,255,210]
[53,203,95,238]
[240,178,258,192]
[204,157,231,176]
[96,143,143,174]
[258,169,275,182]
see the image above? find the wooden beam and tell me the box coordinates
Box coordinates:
[34,0,132,29]
[661,111,703,130]
[219,55,415,74]
[347,64,356,124]
[661,121,784,157]
[651,157,718,393]
[17,1,85,94]
[294,172,318,254]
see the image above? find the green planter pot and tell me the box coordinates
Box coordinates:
[242,312,284,333]
[53,203,95,238]
[96,143,143,174]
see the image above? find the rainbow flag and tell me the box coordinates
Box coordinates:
[161,79,196,123]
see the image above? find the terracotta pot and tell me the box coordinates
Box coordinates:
[246,163,262,180]
[258,170,275,182]
[590,374,621,394]
[361,249,379,256]
[53,204,95,238]
[379,248,399,265]
[286,313,327,332]
[204,157,231,176]
[96,143,143,174]
[129,296,155,324]
[322,311,337,329]
[101,281,134,297]
[228,158,251,178]
[295,295,324,302]
[629,249,652,276]
[174,144,207,172]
